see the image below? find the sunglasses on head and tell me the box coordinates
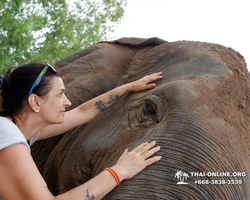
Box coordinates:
[28,63,57,95]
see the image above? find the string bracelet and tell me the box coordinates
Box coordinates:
[105,167,120,186]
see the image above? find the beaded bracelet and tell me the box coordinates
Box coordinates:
[105,167,120,186]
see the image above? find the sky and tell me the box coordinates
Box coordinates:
[110,0,249,71]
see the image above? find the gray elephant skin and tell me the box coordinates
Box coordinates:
[31,37,250,199]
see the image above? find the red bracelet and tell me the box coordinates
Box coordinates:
[105,167,120,186]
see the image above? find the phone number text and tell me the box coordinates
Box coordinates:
[194,180,243,185]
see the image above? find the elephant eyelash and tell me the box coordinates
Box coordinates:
[143,102,159,123]
[143,103,156,116]
[143,102,160,123]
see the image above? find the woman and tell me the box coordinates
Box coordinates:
[0,63,163,200]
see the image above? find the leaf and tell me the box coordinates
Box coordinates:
[0,0,127,69]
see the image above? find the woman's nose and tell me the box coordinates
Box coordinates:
[63,95,72,107]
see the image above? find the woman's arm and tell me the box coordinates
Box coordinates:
[39,72,162,140]
[0,141,161,200]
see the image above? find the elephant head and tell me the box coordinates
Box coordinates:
[32,37,250,199]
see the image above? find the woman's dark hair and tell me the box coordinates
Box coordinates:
[0,62,60,116]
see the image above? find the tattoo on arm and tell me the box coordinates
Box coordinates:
[109,94,120,100]
[86,189,95,200]
[95,93,127,112]
[95,100,107,112]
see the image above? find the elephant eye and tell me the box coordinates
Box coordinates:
[143,103,156,116]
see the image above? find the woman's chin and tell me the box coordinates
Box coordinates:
[55,115,65,124]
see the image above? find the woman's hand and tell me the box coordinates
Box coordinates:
[111,141,161,181]
[126,72,163,93]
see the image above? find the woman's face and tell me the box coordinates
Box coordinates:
[39,76,71,124]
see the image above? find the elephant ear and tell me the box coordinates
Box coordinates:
[102,37,166,46]
[31,37,166,182]
[55,37,166,109]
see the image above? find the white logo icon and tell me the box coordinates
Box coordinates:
[175,170,189,184]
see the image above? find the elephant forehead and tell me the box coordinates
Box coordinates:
[160,53,232,81]
[157,80,199,97]
[159,44,232,79]
[127,41,235,84]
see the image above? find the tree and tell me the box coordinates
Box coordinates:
[0,0,127,73]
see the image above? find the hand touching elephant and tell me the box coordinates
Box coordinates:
[126,72,163,92]
[113,141,161,180]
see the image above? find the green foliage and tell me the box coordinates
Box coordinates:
[0,0,127,73]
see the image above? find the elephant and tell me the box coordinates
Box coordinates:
[31,37,250,199]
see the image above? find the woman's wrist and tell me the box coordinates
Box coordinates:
[105,168,121,186]
[121,83,132,93]
[109,165,126,183]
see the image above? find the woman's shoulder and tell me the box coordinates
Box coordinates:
[0,116,30,151]
[0,116,16,128]
[0,116,20,133]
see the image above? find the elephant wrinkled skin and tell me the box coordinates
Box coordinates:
[31,37,250,199]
